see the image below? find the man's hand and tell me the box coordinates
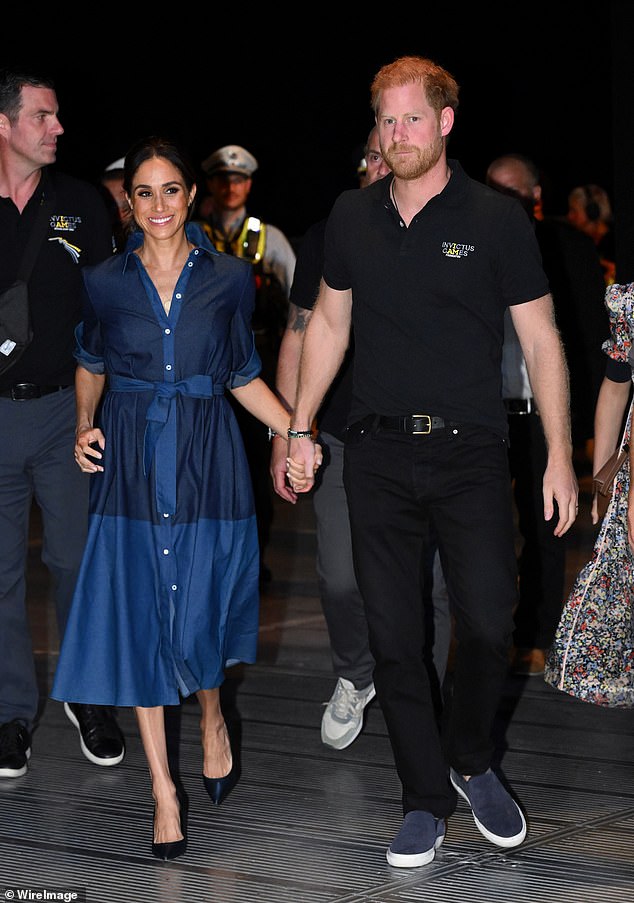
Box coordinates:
[287,436,321,493]
[543,457,579,536]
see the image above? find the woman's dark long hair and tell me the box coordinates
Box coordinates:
[123,136,197,197]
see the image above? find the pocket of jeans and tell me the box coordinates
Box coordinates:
[344,418,373,447]
[450,424,508,449]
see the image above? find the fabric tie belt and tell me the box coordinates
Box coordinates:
[504,398,535,415]
[0,383,71,400]
[377,414,447,434]
[108,374,225,513]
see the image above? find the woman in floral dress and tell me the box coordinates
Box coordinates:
[545,282,634,707]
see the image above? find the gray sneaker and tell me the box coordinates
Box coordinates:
[321,678,376,749]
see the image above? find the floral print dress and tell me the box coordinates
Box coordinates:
[544,282,634,707]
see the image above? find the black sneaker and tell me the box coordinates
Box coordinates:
[0,720,32,778]
[64,703,125,766]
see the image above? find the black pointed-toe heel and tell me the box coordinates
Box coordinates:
[152,806,187,861]
[203,761,239,806]
[152,836,187,861]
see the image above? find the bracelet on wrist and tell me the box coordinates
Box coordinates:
[287,428,314,440]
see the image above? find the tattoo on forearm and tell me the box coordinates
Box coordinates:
[287,304,313,334]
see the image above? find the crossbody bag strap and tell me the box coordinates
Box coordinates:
[15,186,56,284]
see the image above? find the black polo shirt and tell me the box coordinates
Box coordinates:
[0,168,113,390]
[323,160,550,437]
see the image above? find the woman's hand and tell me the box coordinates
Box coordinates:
[271,435,297,503]
[75,428,106,473]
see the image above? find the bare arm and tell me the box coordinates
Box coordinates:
[270,302,314,500]
[510,293,578,535]
[74,366,107,472]
[231,375,321,497]
[593,375,631,471]
[276,302,313,411]
[591,375,631,524]
[289,280,352,490]
[229,376,293,440]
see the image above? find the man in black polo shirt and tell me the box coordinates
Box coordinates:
[0,68,124,778]
[288,56,578,867]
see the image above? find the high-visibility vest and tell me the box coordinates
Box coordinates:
[203,216,267,264]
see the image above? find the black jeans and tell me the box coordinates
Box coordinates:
[343,419,517,817]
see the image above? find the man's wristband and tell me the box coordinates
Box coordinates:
[287,428,313,439]
[268,428,285,441]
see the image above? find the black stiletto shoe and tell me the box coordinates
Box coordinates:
[203,761,239,806]
[152,806,187,861]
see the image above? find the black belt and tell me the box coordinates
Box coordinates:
[377,414,447,435]
[504,398,535,415]
[0,383,72,401]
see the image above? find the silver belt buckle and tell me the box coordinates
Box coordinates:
[412,414,432,434]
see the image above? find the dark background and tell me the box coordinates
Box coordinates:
[9,3,630,262]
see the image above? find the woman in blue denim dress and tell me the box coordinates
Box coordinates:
[51,137,312,860]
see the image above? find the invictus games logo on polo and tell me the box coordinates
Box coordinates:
[47,215,84,262]
[50,214,82,232]
[442,242,475,258]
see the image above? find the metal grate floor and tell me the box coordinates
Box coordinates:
[1,482,633,903]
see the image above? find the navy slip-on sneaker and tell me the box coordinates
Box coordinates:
[386,810,446,868]
[450,767,527,848]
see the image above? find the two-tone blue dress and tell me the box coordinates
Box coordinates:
[51,224,261,707]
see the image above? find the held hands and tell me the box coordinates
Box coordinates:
[271,435,295,501]
[285,435,322,495]
[270,422,323,501]
[74,427,105,473]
